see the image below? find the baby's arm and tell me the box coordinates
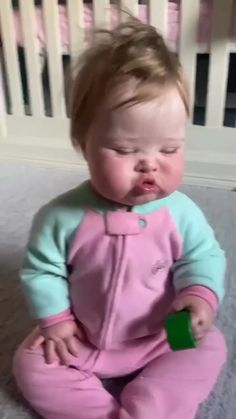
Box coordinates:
[21,204,84,364]
[171,196,226,339]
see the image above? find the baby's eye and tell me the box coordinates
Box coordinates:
[160,148,179,155]
[113,148,134,155]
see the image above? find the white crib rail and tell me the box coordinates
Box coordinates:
[179,0,200,118]
[120,0,139,19]
[149,0,168,37]
[42,0,65,117]
[0,0,24,116]
[19,0,44,117]
[93,0,110,27]
[67,0,84,78]
[206,0,233,127]
[0,65,6,139]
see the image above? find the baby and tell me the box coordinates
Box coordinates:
[14,18,226,419]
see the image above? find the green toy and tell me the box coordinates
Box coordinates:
[164,310,197,351]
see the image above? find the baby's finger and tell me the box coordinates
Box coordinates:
[194,327,206,342]
[66,336,80,357]
[191,312,204,329]
[196,332,205,340]
[191,317,199,331]
[172,300,186,312]
[55,340,71,366]
[192,318,208,340]
[25,327,43,349]
[45,339,57,364]
[29,335,45,350]
[75,327,85,341]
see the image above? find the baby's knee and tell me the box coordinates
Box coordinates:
[13,343,46,399]
[204,326,227,363]
[13,344,33,387]
[198,326,227,382]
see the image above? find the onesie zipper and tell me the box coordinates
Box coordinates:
[99,235,126,348]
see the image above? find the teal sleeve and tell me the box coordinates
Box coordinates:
[21,208,69,318]
[170,193,226,301]
[20,188,87,319]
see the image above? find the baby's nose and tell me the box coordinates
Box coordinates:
[135,158,158,173]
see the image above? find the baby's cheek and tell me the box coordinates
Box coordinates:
[163,157,184,191]
[101,157,129,190]
[173,158,185,179]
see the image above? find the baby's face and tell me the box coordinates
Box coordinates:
[84,86,187,206]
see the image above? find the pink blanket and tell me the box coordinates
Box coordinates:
[12,0,236,52]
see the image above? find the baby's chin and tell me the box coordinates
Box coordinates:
[121,191,167,206]
[100,188,169,207]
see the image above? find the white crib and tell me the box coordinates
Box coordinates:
[0,0,235,189]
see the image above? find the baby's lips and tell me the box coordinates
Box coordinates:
[135,177,157,193]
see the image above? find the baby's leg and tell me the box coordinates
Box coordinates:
[13,329,118,419]
[119,327,226,419]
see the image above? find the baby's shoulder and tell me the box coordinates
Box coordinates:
[165,191,206,230]
[33,181,92,232]
[166,190,201,213]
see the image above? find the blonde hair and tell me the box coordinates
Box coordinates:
[70,17,189,148]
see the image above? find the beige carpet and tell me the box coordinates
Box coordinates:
[0,160,235,419]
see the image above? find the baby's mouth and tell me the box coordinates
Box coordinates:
[134,177,157,194]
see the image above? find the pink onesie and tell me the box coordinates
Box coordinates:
[13,181,227,419]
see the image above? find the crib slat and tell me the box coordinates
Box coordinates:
[149,0,168,37]
[93,0,110,27]
[206,0,233,127]
[0,66,7,139]
[42,0,65,117]
[67,0,84,60]
[179,0,200,118]
[120,0,139,20]
[0,0,24,116]
[19,0,44,117]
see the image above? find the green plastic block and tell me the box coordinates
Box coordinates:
[164,310,197,351]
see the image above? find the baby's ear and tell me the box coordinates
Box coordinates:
[73,138,87,159]
[80,142,87,160]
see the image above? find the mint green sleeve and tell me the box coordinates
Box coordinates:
[170,194,226,301]
[20,192,87,319]
[20,205,72,319]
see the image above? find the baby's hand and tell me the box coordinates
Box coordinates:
[173,295,215,340]
[28,320,84,366]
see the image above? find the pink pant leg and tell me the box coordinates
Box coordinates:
[119,327,226,419]
[13,330,119,419]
